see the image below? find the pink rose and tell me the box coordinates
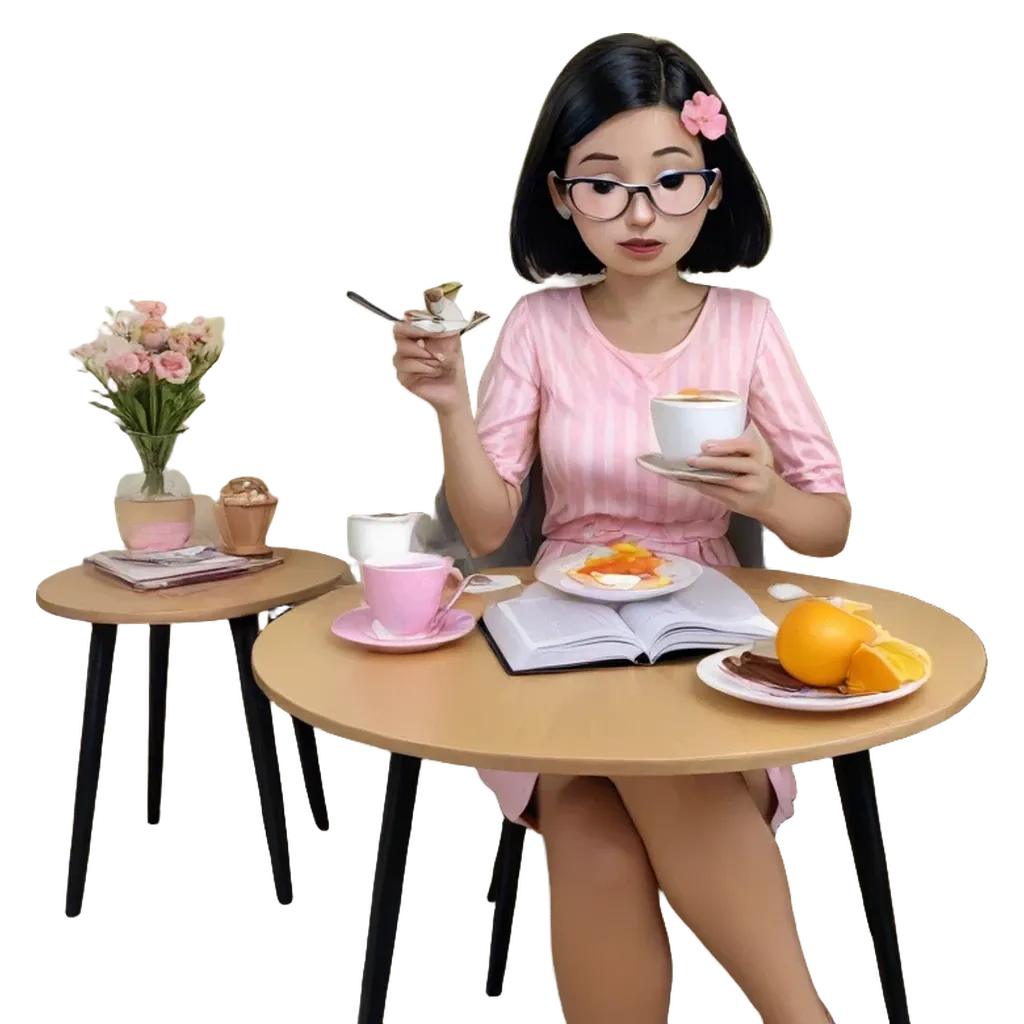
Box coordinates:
[105,353,132,376]
[132,300,168,318]
[140,318,170,350]
[168,331,195,354]
[186,313,211,342]
[153,350,191,383]
[136,353,152,374]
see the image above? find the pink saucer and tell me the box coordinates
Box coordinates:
[330,606,477,653]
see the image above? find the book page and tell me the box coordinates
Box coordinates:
[493,595,638,651]
[619,568,776,651]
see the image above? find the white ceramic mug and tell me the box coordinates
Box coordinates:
[346,512,426,565]
[650,391,747,463]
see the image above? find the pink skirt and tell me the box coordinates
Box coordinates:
[476,533,798,835]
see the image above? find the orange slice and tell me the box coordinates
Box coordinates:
[844,641,926,694]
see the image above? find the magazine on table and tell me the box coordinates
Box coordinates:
[479,566,776,674]
[84,546,282,591]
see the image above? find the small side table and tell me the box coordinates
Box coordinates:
[36,547,353,916]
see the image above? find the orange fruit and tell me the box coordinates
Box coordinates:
[775,599,879,687]
[873,637,931,678]
[845,639,928,694]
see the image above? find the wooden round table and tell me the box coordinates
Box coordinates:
[37,548,353,916]
[252,565,985,1024]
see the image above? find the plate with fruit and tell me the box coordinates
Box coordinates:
[536,542,703,603]
[696,598,932,711]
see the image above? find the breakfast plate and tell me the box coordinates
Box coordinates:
[535,544,702,603]
[696,644,929,711]
[637,453,737,482]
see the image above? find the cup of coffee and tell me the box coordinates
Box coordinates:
[361,552,472,636]
[346,511,426,565]
[650,389,747,464]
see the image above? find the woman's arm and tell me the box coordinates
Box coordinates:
[436,297,540,557]
[757,484,850,557]
[437,398,523,557]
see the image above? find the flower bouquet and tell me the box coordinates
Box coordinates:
[72,300,224,550]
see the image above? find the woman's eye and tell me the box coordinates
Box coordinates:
[591,180,618,195]
[658,171,686,191]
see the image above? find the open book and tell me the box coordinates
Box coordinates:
[480,567,776,674]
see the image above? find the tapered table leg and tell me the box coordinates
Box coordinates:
[66,623,117,917]
[230,615,292,904]
[267,605,331,832]
[148,624,170,824]
[292,717,329,830]
[487,819,526,996]
[834,750,910,1023]
[357,753,422,1024]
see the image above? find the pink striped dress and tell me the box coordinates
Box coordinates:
[472,283,846,833]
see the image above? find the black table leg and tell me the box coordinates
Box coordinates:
[833,750,910,1023]
[266,598,329,831]
[148,624,170,825]
[487,819,526,996]
[230,615,292,904]
[357,753,422,1024]
[290,720,329,831]
[486,824,504,903]
[66,623,117,917]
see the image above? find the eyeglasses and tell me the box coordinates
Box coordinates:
[552,168,720,221]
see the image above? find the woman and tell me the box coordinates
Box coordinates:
[392,33,848,1024]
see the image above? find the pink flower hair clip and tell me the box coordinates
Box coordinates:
[681,91,728,141]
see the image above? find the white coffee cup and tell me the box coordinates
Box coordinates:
[650,391,747,464]
[346,512,427,565]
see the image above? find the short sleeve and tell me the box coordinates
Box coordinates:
[748,304,846,494]
[474,296,541,488]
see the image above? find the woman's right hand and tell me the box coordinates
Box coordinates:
[392,319,470,416]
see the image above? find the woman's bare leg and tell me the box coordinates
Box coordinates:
[536,774,671,1024]
[612,771,829,1024]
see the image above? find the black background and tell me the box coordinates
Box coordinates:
[39,32,1015,1024]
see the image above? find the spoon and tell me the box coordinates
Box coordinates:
[346,291,400,322]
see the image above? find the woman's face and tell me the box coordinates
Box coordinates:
[549,104,722,277]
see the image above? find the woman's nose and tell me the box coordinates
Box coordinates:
[625,190,657,226]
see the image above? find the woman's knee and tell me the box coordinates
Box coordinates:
[538,775,652,886]
[613,772,775,825]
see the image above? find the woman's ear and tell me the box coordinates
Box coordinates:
[547,171,572,220]
[709,175,723,211]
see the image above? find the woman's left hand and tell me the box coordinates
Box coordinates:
[678,434,780,516]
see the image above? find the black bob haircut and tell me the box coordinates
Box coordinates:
[510,34,771,282]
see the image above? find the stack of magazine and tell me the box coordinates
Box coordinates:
[84,546,282,591]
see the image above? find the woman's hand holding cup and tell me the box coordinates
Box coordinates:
[392,319,470,416]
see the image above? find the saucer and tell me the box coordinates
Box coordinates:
[399,311,491,335]
[330,606,476,653]
[637,452,737,482]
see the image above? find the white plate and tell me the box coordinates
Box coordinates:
[696,645,928,712]
[637,452,737,482]
[535,546,703,603]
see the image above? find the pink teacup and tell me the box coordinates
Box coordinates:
[361,553,476,637]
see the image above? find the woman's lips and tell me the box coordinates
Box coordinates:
[619,239,665,258]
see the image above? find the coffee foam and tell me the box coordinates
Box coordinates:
[655,391,741,404]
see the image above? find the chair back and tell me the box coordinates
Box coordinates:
[418,458,546,572]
